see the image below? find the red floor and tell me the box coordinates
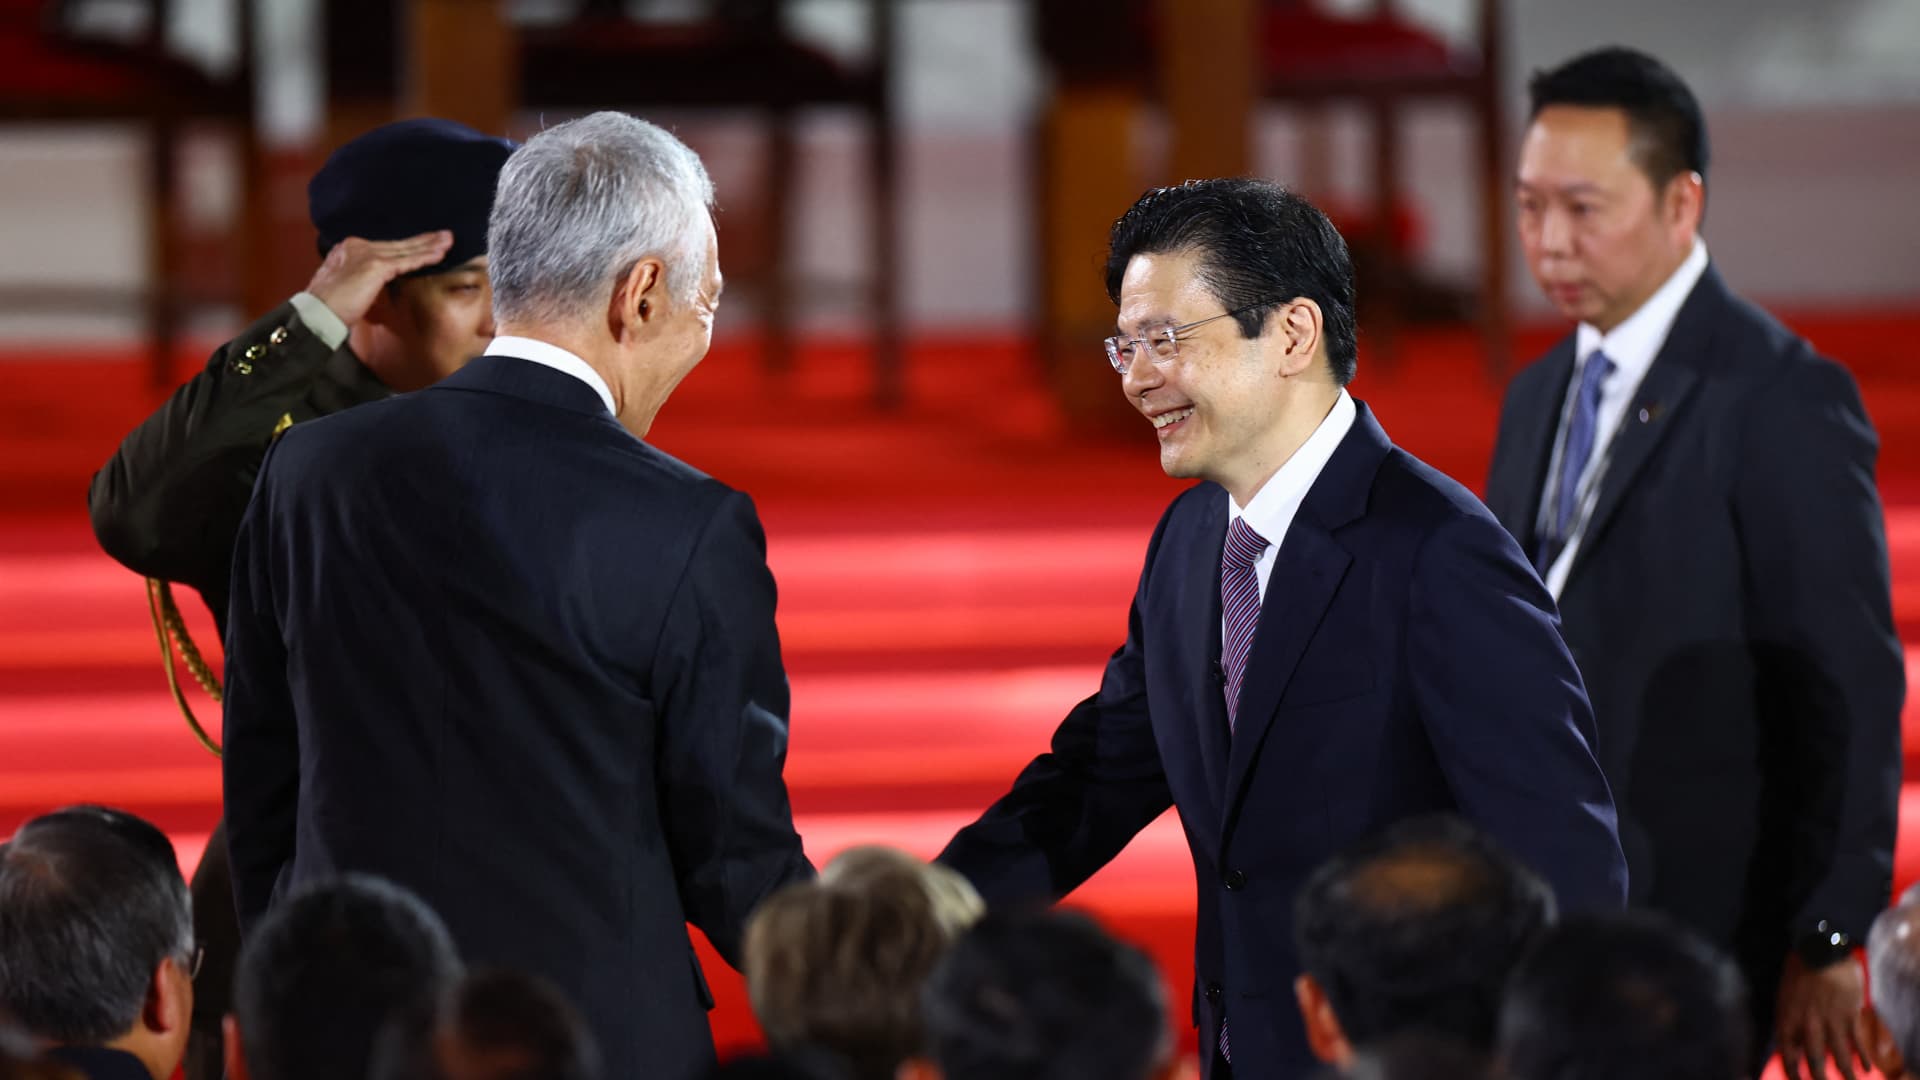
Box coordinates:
[4,314,1919,1066]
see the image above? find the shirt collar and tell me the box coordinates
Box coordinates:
[484,336,617,416]
[1228,388,1358,539]
[1575,236,1708,378]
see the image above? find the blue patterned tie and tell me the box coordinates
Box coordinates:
[1537,350,1615,573]
[1220,516,1271,731]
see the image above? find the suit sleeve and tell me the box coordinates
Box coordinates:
[220,436,302,932]
[1407,507,1630,911]
[88,303,343,597]
[937,513,1175,907]
[1735,358,1904,941]
[650,490,814,968]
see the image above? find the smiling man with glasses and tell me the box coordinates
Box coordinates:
[0,806,197,1080]
[942,177,1627,1080]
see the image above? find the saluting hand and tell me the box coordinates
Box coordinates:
[306,230,454,327]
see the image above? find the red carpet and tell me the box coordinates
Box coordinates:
[4,313,1918,1065]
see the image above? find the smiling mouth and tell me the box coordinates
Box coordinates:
[1151,407,1194,431]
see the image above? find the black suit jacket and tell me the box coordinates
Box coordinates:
[942,402,1626,1080]
[1485,264,1904,1016]
[223,354,815,1080]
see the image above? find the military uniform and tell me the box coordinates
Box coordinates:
[91,298,389,635]
[87,296,387,1080]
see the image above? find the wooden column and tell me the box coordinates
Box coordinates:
[1037,88,1149,437]
[407,0,516,136]
[1159,0,1256,183]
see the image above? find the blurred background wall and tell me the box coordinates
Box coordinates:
[1,0,1915,346]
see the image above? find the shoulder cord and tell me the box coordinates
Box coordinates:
[147,576,224,758]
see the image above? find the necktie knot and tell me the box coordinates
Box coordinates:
[1223,517,1270,571]
[1578,350,1616,400]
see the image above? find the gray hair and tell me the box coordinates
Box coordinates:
[1871,902,1920,1068]
[488,111,715,326]
[0,806,194,1044]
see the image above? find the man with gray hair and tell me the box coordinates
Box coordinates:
[221,111,815,1080]
[1864,886,1920,1080]
[0,806,197,1080]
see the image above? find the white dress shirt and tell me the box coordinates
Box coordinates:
[1222,389,1358,645]
[1538,237,1709,598]
[483,335,617,416]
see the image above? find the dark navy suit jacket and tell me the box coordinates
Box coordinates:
[223,354,813,1080]
[1484,265,1903,1049]
[941,401,1627,1079]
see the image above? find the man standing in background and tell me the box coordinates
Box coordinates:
[1485,46,1903,1080]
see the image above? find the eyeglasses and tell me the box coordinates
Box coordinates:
[1103,300,1280,374]
[180,944,204,982]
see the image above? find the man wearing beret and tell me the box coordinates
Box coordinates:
[86,116,514,1080]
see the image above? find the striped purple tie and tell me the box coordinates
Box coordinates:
[1221,516,1270,731]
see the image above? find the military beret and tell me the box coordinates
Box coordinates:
[309,118,517,278]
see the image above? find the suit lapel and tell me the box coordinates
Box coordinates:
[1490,342,1576,545]
[1563,269,1720,587]
[1220,525,1351,825]
[1181,493,1234,804]
[1219,405,1385,831]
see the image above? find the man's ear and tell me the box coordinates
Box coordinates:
[140,957,190,1035]
[1865,1007,1906,1080]
[1275,298,1324,378]
[1294,973,1354,1068]
[222,1015,250,1080]
[1663,170,1705,243]
[609,257,666,341]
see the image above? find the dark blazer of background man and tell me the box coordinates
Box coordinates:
[941,178,1626,1080]
[221,112,813,1080]
[1486,47,1903,1079]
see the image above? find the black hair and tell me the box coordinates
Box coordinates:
[0,806,192,1044]
[231,875,462,1080]
[1496,911,1750,1080]
[1528,47,1709,190]
[1293,814,1556,1052]
[919,909,1166,1080]
[1104,178,1359,385]
[370,969,599,1080]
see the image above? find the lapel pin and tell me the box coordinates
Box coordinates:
[1638,402,1662,424]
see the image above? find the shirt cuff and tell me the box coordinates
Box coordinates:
[289,292,351,350]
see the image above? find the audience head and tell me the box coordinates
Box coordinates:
[1496,911,1749,1080]
[819,846,986,936]
[370,970,598,1080]
[744,849,981,1080]
[225,874,462,1080]
[1342,1033,1489,1080]
[0,806,196,1080]
[1292,814,1555,1066]
[1866,894,1920,1079]
[1516,47,1707,333]
[487,111,720,431]
[908,909,1172,1080]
